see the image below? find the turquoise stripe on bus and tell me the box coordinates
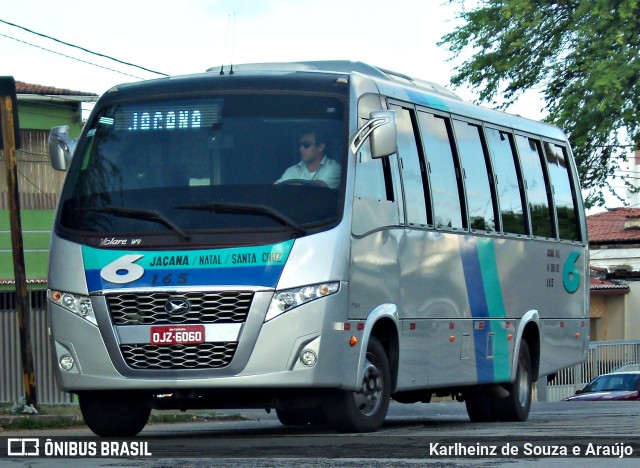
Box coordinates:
[476,238,511,382]
[459,236,511,384]
[459,236,493,383]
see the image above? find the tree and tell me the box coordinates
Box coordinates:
[439,0,640,207]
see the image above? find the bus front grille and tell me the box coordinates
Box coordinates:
[120,342,238,369]
[106,291,253,325]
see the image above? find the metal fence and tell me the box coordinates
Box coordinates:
[545,340,640,401]
[0,289,73,404]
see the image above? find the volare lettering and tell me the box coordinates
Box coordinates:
[149,255,189,267]
[100,237,128,246]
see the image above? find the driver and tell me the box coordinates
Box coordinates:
[275,131,341,189]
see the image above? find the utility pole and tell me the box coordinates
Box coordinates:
[0,76,38,408]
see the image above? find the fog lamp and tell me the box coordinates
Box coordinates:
[59,354,75,371]
[300,350,317,367]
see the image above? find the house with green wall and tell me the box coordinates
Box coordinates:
[0,81,98,291]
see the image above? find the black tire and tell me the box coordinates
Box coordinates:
[276,405,327,426]
[79,391,151,437]
[464,341,532,422]
[323,336,391,433]
[464,390,499,422]
[499,340,533,422]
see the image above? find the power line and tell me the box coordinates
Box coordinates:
[0,18,168,77]
[0,32,145,80]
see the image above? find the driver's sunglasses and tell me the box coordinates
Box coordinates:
[300,141,316,149]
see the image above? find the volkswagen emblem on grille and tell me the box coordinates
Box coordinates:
[165,298,190,314]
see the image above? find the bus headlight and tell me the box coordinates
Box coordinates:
[266,282,339,322]
[48,290,97,326]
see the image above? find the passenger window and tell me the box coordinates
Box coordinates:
[418,112,464,229]
[544,142,581,241]
[516,135,555,238]
[485,128,527,235]
[453,120,497,232]
[392,105,428,227]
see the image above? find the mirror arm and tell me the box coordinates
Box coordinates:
[350,116,392,155]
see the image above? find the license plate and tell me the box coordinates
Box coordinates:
[150,325,205,346]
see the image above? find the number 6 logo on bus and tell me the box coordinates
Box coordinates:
[100,254,145,284]
[562,252,581,294]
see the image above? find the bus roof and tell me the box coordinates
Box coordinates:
[204,61,566,141]
[206,60,461,100]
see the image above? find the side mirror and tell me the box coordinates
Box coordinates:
[48,125,76,171]
[350,110,397,158]
[369,110,397,158]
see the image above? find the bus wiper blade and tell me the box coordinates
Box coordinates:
[78,206,190,241]
[174,202,307,236]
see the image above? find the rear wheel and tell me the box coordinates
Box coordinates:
[79,391,151,437]
[499,340,532,421]
[464,341,533,422]
[323,336,390,433]
[464,390,498,422]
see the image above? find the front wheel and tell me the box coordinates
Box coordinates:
[79,391,151,437]
[276,405,327,426]
[323,336,391,433]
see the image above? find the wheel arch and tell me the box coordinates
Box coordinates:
[359,304,400,393]
[517,311,541,382]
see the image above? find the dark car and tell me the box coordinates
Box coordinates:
[563,371,640,401]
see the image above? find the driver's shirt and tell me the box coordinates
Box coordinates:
[276,156,341,189]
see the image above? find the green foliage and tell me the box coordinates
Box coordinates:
[439,0,640,207]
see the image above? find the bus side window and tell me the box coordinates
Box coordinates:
[355,94,396,203]
[354,137,388,201]
[453,120,497,232]
[544,142,581,241]
[485,128,527,235]
[418,111,464,230]
[391,105,429,227]
[516,135,555,238]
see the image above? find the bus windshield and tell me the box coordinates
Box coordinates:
[57,93,346,246]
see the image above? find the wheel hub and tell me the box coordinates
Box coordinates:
[353,361,382,415]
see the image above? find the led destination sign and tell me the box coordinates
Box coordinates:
[114,101,222,131]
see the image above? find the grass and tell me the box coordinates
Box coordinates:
[0,402,233,431]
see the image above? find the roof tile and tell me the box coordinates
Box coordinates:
[587,208,640,243]
[590,277,630,294]
[15,81,97,97]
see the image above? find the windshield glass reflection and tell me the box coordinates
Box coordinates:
[58,94,346,244]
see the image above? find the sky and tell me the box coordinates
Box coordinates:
[0,0,547,118]
[0,0,624,209]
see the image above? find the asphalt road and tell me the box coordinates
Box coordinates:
[1,401,639,467]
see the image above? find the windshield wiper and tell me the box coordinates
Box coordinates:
[78,206,190,241]
[173,202,307,236]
